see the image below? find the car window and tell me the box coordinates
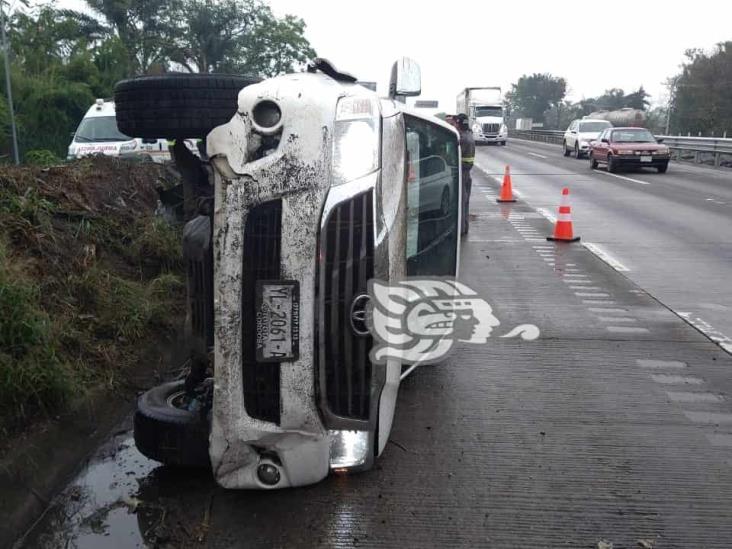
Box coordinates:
[610,129,656,143]
[405,115,459,277]
[74,116,131,142]
[579,121,611,133]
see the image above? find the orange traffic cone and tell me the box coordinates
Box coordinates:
[496,165,517,203]
[547,187,580,242]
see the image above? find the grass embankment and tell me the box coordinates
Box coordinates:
[0,157,185,439]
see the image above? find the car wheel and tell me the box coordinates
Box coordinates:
[115,73,260,138]
[657,163,668,173]
[563,141,570,157]
[134,380,211,467]
[575,143,582,158]
[440,187,450,216]
[607,155,618,173]
[590,153,598,169]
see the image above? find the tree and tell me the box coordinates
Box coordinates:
[670,42,732,135]
[505,73,567,124]
[165,0,315,76]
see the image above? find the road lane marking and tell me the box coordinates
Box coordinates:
[606,326,649,333]
[589,308,628,313]
[637,359,686,369]
[676,312,732,356]
[537,208,557,224]
[528,152,548,159]
[583,300,617,305]
[651,374,702,384]
[575,293,610,298]
[683,411,732,424]
[583,242,630,272]
[571,286,602,290]
[594,170,651,185]
[566,280,593,284]
[667,391,723,403]
[597,316,637,323]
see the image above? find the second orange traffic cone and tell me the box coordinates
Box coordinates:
[496,165,517,203]
[547,187,580,242]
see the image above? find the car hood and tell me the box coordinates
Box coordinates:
[476,116,503,124]
[578,131,602,141]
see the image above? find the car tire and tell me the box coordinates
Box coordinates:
[575,143,582,158]
[114,73,260,139]
[133,380,211,468]
[657,163,669,173]
[563,141,570,157]
[590,153,598,169]
[440,187,450,217]
[607,155,618,173]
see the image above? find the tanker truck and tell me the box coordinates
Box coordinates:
[456,87,507,145]
[587,108,646,128]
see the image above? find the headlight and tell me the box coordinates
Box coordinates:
[500,124,507,134]
[332,96,379,186]
[329,430,369,469]
[618,150,634,155]
[654,148,669,155]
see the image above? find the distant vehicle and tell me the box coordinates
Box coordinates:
[563,119,612,158]
[67,99,171,162]
[456,87,507,145]
[588,108,646,128]
[589,127,670,173]
[515,118,533,130]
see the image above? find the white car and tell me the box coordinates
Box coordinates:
[562,118,612,158]
[67,99,173,163]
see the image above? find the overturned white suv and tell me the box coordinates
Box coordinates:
[116,58,461,489]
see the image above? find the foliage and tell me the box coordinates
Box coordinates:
[0,0,316,159]
[505,73,567,122]
[24,149,62,166]
[670,42,732,135]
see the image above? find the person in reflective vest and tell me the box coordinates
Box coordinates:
[455,114,475,235]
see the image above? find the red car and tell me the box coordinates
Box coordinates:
[589,127,670,173]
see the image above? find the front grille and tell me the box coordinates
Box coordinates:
[319,191,374,420]
[242,200,282,424]
[482,123,500,134]
[183,216,214,351]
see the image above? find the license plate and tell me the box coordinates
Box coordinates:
[255,281,300,362]
[640,155,652,162]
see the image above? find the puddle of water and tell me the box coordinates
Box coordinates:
[16,416,216,549]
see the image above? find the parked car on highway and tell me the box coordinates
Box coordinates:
[562,118,612,158]
[67,99,172,162]
[589,127,670,173]
[115,59,462,489]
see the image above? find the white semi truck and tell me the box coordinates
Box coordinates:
[456,87,507,145]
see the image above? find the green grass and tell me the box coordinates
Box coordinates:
[0,159,186,436]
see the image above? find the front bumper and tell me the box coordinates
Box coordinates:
[477,134,506,143]
[614,155,670,167]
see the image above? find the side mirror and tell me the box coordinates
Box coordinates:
[656,137,664,143]
[570,130,577,134]
[141,138,157,144]
[389,57,421,98]
[601,138,609,143]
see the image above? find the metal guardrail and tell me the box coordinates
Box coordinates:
[509,130,732,168]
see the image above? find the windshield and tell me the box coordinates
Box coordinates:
[579,121,611,133]
[474,106,502,118]
[74,116,131,142]
[611,129,656,143]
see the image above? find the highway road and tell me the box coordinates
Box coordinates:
[20,155,732,548]
[475,138,732,355]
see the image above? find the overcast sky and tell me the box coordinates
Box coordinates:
[53,0,731,111]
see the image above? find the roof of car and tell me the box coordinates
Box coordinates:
[579,119,612,124]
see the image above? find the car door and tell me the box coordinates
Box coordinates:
[404,114,460,278]
[566,121,578,147]
[594,129,609,160]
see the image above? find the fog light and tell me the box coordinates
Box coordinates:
[251,100,282,134]
[257,463,281,485]
[328,430,369,469]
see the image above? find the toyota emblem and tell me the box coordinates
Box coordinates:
[349,294,371,337]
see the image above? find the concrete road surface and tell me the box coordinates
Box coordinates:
[18,162,732,548]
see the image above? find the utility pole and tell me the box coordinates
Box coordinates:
[1,1,19,164]
[664,77,678,136]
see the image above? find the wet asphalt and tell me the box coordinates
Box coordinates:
[16,159,732,548]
